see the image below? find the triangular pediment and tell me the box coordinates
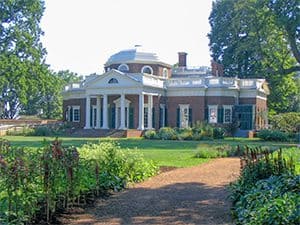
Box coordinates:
[84,69,142,89]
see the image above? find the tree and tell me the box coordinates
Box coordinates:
[0,0,47,118]
[208,0,300,113]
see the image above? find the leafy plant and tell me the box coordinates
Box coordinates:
[257,129,289,142]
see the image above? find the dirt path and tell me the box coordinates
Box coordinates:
[60,158,240,225]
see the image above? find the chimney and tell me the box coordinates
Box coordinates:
[211,60,224,77]
[178,52,187,67]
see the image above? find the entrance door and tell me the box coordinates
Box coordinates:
[92,106,97,128]
[115,107,129,129]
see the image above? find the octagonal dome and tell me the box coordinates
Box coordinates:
[105,48,160,66]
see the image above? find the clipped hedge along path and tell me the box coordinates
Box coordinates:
[60,158,240,225]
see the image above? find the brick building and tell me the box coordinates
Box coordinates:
[62,48,269,131]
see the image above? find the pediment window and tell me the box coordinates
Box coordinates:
[108,78,119,84]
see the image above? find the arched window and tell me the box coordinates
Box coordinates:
[141,65,153,75]
[117,64,129,72]
[163,68,168,78]
[108,78,118,84]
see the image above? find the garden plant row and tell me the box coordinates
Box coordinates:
[0,139,157,224]
[230,146,300,224]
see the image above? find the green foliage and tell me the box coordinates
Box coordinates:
[194,145,232,158]
[157,127,177,140]
[6,126,34,136]
[208,0,300,113]
[0,139,157,224]
[257,129,289,142]
[0,0,47,118]
[230,146,299,224]
[213,127,225,139]
[234,174,300,225]
[270,112,300,133]
[144,130,158,139]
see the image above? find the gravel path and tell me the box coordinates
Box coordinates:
[60,157,240,225]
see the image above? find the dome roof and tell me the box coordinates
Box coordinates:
[105,48,160,66]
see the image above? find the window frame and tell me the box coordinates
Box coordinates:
[72,106,80,122]
[208,105,218,124]
[117,63,129,72]
[141,65,153,75]
[223,105,233,123]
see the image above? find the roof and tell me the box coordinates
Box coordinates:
[105,48,170,67]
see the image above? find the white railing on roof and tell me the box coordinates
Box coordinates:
[167,77,237,88]
[239,79,259,88]
[64,83,82,91]
[142,75,164,88]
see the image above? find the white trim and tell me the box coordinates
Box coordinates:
[208,105,218,124]
[163,68,168,78]
[141,65,153,75]
[223,105,233,123]
[118,64,129,72]
[179,104,190,128]
[72,106,80,122]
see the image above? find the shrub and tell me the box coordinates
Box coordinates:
[6,126,34,136]
[158,127,177,140]
[177,128,193,140]
[144,130,158,139]
[270,112,300,133]
[32,126,53,136]
[257,129,289,141]
[230,146,299,224]
[194,148,220,158]
[213,127,225,139]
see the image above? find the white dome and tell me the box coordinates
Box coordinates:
[105,48,160,66]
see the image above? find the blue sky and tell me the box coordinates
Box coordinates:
[41,0,213,75]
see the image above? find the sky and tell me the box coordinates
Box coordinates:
[40,0,213,75]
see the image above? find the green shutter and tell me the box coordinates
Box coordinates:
[217,108,224,123]
[69,107,73,122]
[165,108,168,126]
[204,107,208,122]
[152,107,155,129]
[90,106,93,127]
[111,107,115,129]
[129,107,134,129]
[189,108,192,127]
[100,107,103,127]
[176,108,180,127]
[159,107,162,128]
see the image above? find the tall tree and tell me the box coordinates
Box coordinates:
[0,0,47,118]
[208,0,300,113]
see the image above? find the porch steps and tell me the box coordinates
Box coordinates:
[234,129,250,138]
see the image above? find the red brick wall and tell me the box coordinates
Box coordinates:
[166,96,205,127]
[105,63,171,78]
[63,98,85,128]
[206,96,236,105]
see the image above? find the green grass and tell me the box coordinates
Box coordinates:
[3,136,298,168]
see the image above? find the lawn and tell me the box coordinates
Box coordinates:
[3,136,298,168]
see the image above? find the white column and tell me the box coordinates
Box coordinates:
[120,94,126,129]
[138,94,144,130]
[102,94,108,129]
[147,95,153,129]
[84,95,91,129]
[96,96,101,129]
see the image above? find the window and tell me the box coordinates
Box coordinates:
[163,68,168,78]
[117,64,129,72]
[141,65,153,75]
[208,105,218,123]
[223,105,232,123]
[108,78,118,84]
[144,106,148,128]
[179,104,190,128]
[73,106,80,122]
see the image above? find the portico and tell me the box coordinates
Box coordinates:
[84,92,156,130]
